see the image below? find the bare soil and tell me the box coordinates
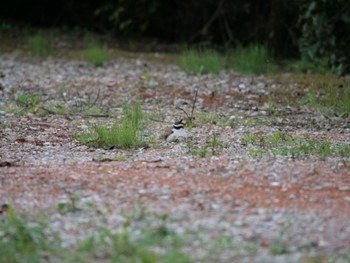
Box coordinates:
[0,50,350,262]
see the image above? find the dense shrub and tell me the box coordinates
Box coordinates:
[297,0,350,74]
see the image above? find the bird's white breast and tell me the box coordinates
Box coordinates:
[166,128,187,142]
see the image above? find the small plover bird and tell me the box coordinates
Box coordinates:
[164,119,187,142]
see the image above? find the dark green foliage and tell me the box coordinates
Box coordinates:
[2,0,350,72]
[94,0,161,35]
[298,0,350,74]
[0,1,297,54]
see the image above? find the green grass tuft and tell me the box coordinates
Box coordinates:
[302,81,350,117]
[244,131,350,160]
[227,44,274,74]
[179,48,222,75]
[186,133,224,158]
[15,92,43,116]
[27,34,52,57]
[73,103,147,149]
[0,207,59,263]
[287,58,331,75]
[17,92,42,109]
[0,207,193,263]
[84,44,110,66]
[178,45,277,75]
[270,245,289,255]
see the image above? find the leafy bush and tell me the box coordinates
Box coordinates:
[73,103,147,149]
[27,34,52,56]
[298,0,350,74]
[227,44,275,74]
[179,48,222,75]
[84,44,110,66]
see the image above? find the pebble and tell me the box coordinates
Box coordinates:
[270,182,280,187]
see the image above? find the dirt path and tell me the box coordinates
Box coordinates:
[1,53,350,262]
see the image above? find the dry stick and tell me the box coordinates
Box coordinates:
[190,87,199,121]
[148,117,172,124]
[41,107,110,118]
[85,88,100,110]
[222,13,234,43]
[175,86,199,122]
[190,0,225,42]
[175,106,190,120]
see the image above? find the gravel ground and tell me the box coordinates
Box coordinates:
[1,51,350,262]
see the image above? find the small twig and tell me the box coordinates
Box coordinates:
[222,13,234,43]
[41,107,59,115]
[175,106,190,119]
[190,87,199,121]
[190,0,225,42]
[86,88,100,110]
[175,87,199,123]
[15,107,27,115]
[0,160,20,167]
[42,107,110,118]
[83,113,110,118]
[148,117,172,124]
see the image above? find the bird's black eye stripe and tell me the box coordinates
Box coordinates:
[173,124,184,129]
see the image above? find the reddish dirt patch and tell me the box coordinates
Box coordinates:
[2,159,350,219]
